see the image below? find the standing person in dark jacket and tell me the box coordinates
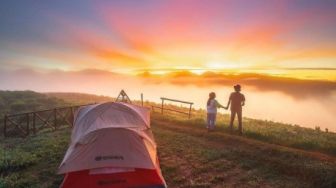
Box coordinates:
[225,85,245,135]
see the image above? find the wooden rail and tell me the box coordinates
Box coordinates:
[2,103,94,138]
[153,97,193,118]
[160,97,194,105]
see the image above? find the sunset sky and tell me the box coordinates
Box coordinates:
[0,0,336,80]
[1,0,336,130]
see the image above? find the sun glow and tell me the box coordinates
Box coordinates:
[206,61,240,70]
[189,70,207,75]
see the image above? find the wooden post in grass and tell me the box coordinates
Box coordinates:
[4,115,7,137]
[54,108,57,130]
[161,98,164,114]
[141,93,144,107]
[33,112,36,135]
[70,107,74,127]
[188,104,193,119]
[26,113,30,136]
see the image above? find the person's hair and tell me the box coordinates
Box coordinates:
[234,84,241,92]
[207,92,216,106]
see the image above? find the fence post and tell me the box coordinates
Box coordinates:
[26,113,30,136]
[141,93,143,107]
[70,107,74,127]
[54,108,57,130]
[33,112,36,135]
[188,104,192,119]
[161,99,164,114]
[4,115,7,137]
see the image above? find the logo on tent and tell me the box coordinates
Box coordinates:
[95,155,124,161]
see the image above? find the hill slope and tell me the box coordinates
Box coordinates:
[1,91,336,187]
[0,90,68,116]
[152,114,336,187]
[1,112,336,188]
[45,92,113,105]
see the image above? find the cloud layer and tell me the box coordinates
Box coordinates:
[140,71,336,99]
[1,69,335,100]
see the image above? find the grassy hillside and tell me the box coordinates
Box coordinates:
[152,114,336,188]
[0,90,70,137]
[45,92,113,105]
[162,110,336,156]
[0,90,68,116]
[1,91,336,187]
[0,128,70,188]
[1,113,336,188]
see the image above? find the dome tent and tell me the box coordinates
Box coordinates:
[58,102,166,188]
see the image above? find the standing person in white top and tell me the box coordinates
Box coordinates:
[206,92,224,131]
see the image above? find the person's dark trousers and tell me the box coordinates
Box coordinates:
[229,108,242,134]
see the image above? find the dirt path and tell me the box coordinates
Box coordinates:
[152,118,336,188]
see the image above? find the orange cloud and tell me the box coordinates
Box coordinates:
[139,71,336,99]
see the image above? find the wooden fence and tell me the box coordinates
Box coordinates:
[151,97,194,119]
[2,104,93,138]
[1,95,194,138]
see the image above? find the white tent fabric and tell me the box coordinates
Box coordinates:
[58,102,156,174]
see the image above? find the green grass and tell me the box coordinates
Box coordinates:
[1,112,336,188]
[0,128,70,188]
[152,113,336,188]
[1,91,336,187]
[0,90,68,117]
[159,108,336,156]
